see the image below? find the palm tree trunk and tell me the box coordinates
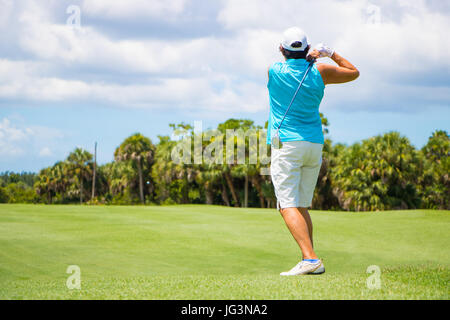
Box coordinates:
[137,159,145,204]
[244,174,248,208]
[221,181,231,206]
[80,174,83,204]
[224,171,239,207]
[251,176,265,208]
[205,183,214,205]
[182,170,189,204]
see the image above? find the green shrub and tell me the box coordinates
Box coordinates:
[4,182,37,204]
[0,187,9,203]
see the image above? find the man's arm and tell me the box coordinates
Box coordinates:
[308,44,360,85]
[317,52,360,84]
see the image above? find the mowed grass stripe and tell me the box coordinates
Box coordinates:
[0,204,448,299]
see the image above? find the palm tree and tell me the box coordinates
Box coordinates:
[105,161,136,199]
[218,119,255,207]
[419,130,450,209]
[151,136,176,203]
[330,132,420,211]
[34,167,56,203]
[52,161,70,202]
[194,161,223,205]
[115,133,155,204]
[67,148,93,204]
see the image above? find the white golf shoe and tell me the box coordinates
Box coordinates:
[280,259,325,276]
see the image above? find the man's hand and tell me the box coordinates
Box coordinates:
[307,43,335,61]
[306,49,320,62]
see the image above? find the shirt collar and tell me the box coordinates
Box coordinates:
[285,58,308,65]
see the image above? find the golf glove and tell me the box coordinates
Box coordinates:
[314,43,335,58]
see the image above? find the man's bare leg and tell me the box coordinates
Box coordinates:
[280,207,317,259]
[298,207,313,248]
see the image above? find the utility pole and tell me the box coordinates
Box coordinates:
[91,142,97,200]
[244,173,248,208]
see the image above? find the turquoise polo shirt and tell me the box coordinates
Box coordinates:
[267,59,325,145]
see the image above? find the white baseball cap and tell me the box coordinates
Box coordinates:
[281,27,310,51]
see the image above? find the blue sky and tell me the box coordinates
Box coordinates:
[0,0,449,172]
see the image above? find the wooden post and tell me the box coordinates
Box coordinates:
[91,142,97,200]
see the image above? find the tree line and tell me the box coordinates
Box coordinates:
[0,116,448,211]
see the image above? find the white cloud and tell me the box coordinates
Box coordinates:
[16,6,279,78]
[216,0,450,112]
[0,64,267,112]
[0,118,63,159]
[0,0,448,115]
[81,0,188,20]
[0,118,29,156]
[218,0,450,72]
[39,147,52,157]
[0,0,14,28]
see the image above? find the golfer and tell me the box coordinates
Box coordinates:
[268,27,359,275]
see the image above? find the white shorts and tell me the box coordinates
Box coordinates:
[271,141,323,209]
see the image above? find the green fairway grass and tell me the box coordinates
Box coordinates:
[0,204,448,299]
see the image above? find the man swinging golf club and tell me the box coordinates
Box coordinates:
[268,27,359,276]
